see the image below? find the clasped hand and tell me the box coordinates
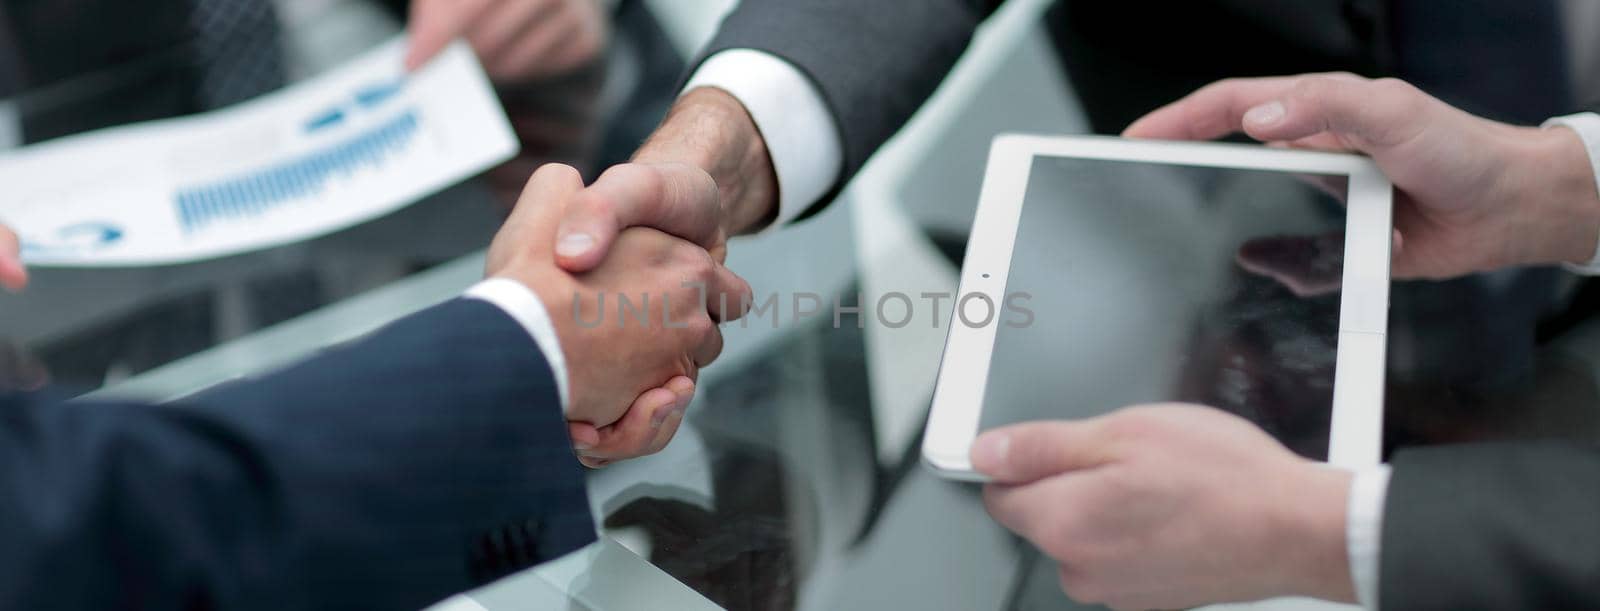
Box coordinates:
[487,163,749,467]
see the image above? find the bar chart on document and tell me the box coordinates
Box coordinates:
[0,38,517,267]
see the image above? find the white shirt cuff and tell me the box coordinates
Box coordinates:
[1543,112,1600,275]
[1346,464,1392,611]
[684,49,843,232]
[464,278,570,414]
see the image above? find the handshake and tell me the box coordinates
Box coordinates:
[0,162,746,468]
[484,162,750,467]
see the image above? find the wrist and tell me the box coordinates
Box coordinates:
[1270,464,1357,603]
[635,87,778,235]
[1512,125,1600,267]
[494,267,587,406]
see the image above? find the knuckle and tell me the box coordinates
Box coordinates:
[1371,78,1427,117]
[1288,77,1330,103]
[678,245,717,275]
[618,163,666,201]
[1369,77,1417,97]
[1095,467,1143,503]
[1204,77,1247,95]
[596,164,632,184]
[1037,520,1079,560]
[1101,410,1157,442]
[703,334,726,364]
[583,192,617,224]
[687,315,718,341]
[679,355,700,382]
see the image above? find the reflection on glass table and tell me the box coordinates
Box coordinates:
[981,157,1351,462]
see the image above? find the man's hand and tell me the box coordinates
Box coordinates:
[552,87,780,273]
[1125,73,1600,280]
[487,164,752,464]
[404,0,607,83]
[972,405,1354,610]
[0,224,26,292]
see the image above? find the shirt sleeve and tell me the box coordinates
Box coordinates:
[1347,464,1393,610]
[1543,112,1600,275]
[465,278,570,413]
[683,49,844,232]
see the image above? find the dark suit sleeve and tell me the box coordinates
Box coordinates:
[695,0,1002,217]
[0,298,594,611]
[1379,442,1600,610]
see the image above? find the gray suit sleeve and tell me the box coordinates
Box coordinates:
[1379,442,1600,609]
[696,0,1001,216]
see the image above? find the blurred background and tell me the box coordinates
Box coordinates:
[4,1,1600,610]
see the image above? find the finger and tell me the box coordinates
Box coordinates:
[664,375,695,403]
[497,163,585,246]
[640,377,695,456]
[642,407,687,456]
[970,420,1113,484]
[1122,76,1306,141]
[555,163,721,273]
[690,321,724,368]
[0,225,27,292]
[405,0,498,70]
[482,2,583,80]
[1390,208,1432,279]
[466,0,559,66]
[1121,73,1366,142]
[1280,133,1355,153]
[581,384,684,460]
[567,421,600,452]
[982,476,1090,547]
[1237,77,1430,149]
[704,263,753,322]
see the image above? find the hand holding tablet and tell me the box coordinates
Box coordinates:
[923,134,1394,480]
[1126,74,1600,278]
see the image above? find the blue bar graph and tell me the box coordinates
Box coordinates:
[174,109,420,233]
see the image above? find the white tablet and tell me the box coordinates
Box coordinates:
[923,134,1391,481]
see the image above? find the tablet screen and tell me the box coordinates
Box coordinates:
[977,156,1348,460]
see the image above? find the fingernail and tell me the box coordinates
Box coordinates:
[970,431,1010,473]
[1245,101,1286,126]
[653,404,688,429]
[556,233,595,258]
[572,440,593,451]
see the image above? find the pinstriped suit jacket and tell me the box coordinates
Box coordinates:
[0,298,594,610]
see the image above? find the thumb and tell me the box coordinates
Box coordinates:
[1240,77,1427,151]
[971,420,1111,483]
[489,163,584,271]
[555,163,721,272]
